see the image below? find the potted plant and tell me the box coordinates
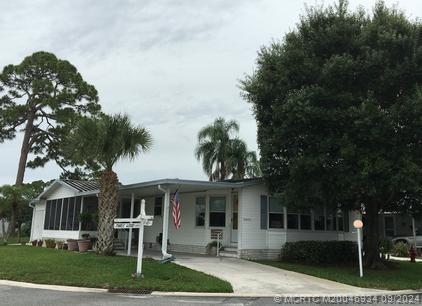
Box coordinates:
[45,239,56,248]
[55,241,64,249]
[67,239,78,251]
[78,233,91,253]
[31,240,37,246]
[37,240,43,247]
[206,241,218,256]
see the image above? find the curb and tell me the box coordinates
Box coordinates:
[1,279,421,298]
[151,289,422,298]
[0,280,107,293]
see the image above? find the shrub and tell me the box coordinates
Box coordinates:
[281,240,358,264]
[392,242,409,257]
[45,239,56,249]
[379,239,393,260]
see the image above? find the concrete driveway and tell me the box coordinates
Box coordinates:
[151,252,384,295]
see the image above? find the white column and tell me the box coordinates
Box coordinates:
[127,193,135,256]
[158,185,172,259]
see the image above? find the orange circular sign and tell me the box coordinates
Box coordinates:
[353,220,363,229]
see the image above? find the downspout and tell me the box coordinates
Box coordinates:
[158,185,172,259]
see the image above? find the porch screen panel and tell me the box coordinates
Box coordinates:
[343,210,349,232]
[66,197,75,230]
[49,200,56,230]
[299,208,312,230]
[61,198,69,230]
[260,195,267,229]
[54,199,62,230]
[314,206,325,230]
[73,197,81,230]
[44,200,51,230]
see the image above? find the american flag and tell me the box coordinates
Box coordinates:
[171,190,181,230]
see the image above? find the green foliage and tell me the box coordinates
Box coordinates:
[281,240,358,264]
[241,0,422,265]
[64,113,152,172]
[379,239,393,259]
[392,242,409,257]
[0,181,47,231]
[44,239,56,249]
[195,117,261,181]
[0,51,100,179]
[241,1,422,211]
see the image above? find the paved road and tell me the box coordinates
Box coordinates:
[1,285,421,306]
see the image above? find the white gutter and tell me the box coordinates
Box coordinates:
[158,184,172,259]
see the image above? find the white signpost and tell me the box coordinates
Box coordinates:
[114,199,153,278]
[353,219,364,278]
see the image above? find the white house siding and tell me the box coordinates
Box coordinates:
[30,200,46,241]
[238,183,358,260]
[139,189,234,254]
[0,219,9,237]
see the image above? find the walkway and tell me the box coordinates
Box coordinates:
[136,250,385,295]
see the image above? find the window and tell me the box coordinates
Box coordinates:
[209,196,226,227]
[195,197,205,227]
[50,200,56,230]
[154,197,162,216]
[44,197,82,231]
[326,209,336,231]
[287,207,299,229]
[384,216,395,237]
[300,208,312,230]
[269,197,284,229]
[73,197,81,230]
[314,207,325,230]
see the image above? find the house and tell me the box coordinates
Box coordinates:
[30,178,360,259]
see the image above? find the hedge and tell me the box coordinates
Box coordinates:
[281,240,358,264]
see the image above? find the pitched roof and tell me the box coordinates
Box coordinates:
[62,180,100,192]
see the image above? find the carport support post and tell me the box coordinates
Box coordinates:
[127,193,135,256]
[158,185,172,259]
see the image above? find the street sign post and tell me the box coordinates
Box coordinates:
[353,219,364,278]
[114,199,153,278]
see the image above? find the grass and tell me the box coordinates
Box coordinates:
[2,236,30,244]
[0,246,232,292]
[257,260,422,290]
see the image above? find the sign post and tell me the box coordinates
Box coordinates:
[353,219,364,278]
[114,199,153,278]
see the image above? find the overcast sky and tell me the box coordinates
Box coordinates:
[0,0,421,185]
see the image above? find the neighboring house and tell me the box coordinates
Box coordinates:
[30,178,359,259]
[0,219,9,238]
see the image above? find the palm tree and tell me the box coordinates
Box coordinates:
[227,138,262,179]
[65,113,152,255]
[195,117,239,181]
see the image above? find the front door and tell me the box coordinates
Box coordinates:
[231,193,238,243]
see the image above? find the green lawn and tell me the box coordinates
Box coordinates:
[0,246,232,293]
[2,236,30,244]
[258,260,422,290]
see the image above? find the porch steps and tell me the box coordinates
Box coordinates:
[219,247,238,258]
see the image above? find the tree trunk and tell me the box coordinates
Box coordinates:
[9,109,36,236]
[96,170,118,255]
[364,201,384,268]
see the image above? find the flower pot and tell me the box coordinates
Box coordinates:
[208,246,217,256]
[77,239,91,253]
[56,241,64,249]
[31,240,37,247]
[67,239,79,251]
[37,240,43,247]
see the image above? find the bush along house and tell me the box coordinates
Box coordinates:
[29,178,360,260]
